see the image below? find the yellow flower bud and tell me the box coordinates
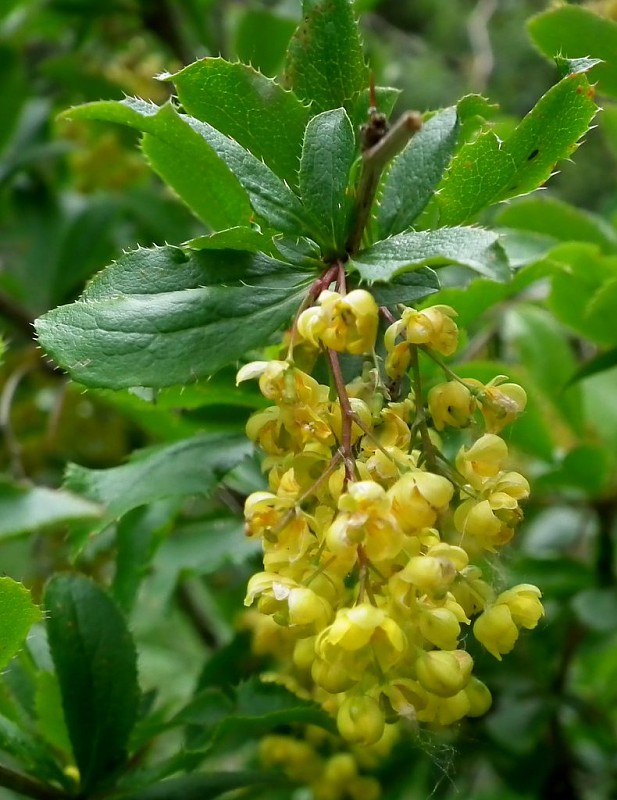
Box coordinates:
[388,471,453,534]
[311,656,357,693]
[456,433,508,485]
[464,676,492,717]
[322,753,357,787]
[473,603,519,659]
[415,649,473,697]
[428,381,476,431]
[384,341,411,380]
[418,606,462,650]
[400,555,456,594]
[337,695,385,745]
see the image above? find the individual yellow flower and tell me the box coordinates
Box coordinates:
[456,433,509,487]
[388,471,454,534]
[385,305,459,356]
[317,604,406,671]
[474,585,542,659]
[476,376,527,433]
[245,573,332,633]
[428,381,476,431]
[327,481,404,562]
[297,289,379,355]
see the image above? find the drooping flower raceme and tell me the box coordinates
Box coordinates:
[238,285,542,749]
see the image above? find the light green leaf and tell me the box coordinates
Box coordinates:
[284,0,368,113]
[568,346,617,386]
[529,6,617,99]
[437,70,598,225]
[377,106,459,238]
[168,58,310,187]
[35,246,313,389]
[64,432,252,519]
[61,99,251,231]
[233,7,296,76]
[45,574,139,793]
[0,578,41,671]
[547,243,617,346]
[0,482,102,539]
[299,108,356,252]
[35,671,72,756]
[586,277,617,342]
[349,227,507,283]
[496,197,617,253]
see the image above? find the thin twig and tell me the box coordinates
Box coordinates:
[346,112,422,254]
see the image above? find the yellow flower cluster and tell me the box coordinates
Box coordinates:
[238,288,543,748]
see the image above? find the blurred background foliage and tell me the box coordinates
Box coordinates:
[0,1,616,799]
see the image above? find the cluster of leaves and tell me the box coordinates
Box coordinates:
[1,1,617,800]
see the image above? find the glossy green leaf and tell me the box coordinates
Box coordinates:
[437,69,598,225]
[45,574,139,793]
[35,671,72,756]
[366,268,440,306]
[586,277,617,342]
[64,432,251,519]
[168,58,310,187]
[299,108,355,251]
[349,227,507,283]
[377,106,459,238]
[61,100,252,231]
[35,246,313,389]
[183,227,275,255]
[63,99,309,236]
[284,0,368,113]
[528,6,617,99]
[0,482,102,539]
[0,578,40,671]
[122,771,286,800]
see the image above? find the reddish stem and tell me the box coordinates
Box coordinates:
[326,348,355,483]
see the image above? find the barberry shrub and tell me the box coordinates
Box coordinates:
[0,0,599,798]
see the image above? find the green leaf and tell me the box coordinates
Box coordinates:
[349,227,507,283]
[64,99,310,236]
[120,771,286,800]
[35,671,72,756]
[547,243,617,346]
[61,99,252,231]
[64,432,251,519]
[35,246,313,389]
[284,0,368,113]
[437,70,598,225]
[177,678,335,751]
[183,227,276,255]
[568,346,617,386]
[496,197,617,253]
[112,501,178,615]
[361,268,440,306]
[233,7,296,77]
[45,574,139,793]
[299,108,355,251]
[506,304,584,436]
[349,85,401,131]
[0,482,102,539]
[0,578,41,671]
[376,106,459,238]
[528,6,617,99]
[168,58,310,188]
